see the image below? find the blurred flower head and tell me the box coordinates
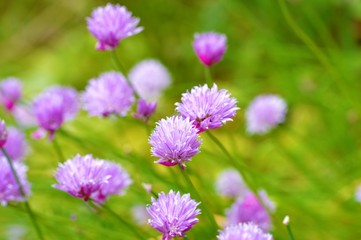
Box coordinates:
[176,84,239,132]
[12,105,36,128]
[355,185,361,203]
[83,71,134,117]
[132,204,150,225]
[246,94,287,134]
[87,3,143,51]
[217,223,273,240]
[226,192,273,231]
[128,59,171,101]
[149,116,201,169]
[53,154,132,203]
[216,169,247,198]
[0,120,7,148]
[0,77,22,111]
[147,190,201,240]
[0,158,30,206]
[133,99,157,122]
[193,32,227,67]
[0,127,28,161]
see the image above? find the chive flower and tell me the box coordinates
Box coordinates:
[193,32,227,67]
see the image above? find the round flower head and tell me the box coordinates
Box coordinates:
[175,84,239,132]
[128,59,171,101]
[226,192,272,231]
[149,116,201,169]
[0,127,28,161]
[0,77,22,111]
[83,71,134,117]
[193,32,227,67]
[147,190,201,240]
[0,120,7,148]
[218,223,273,240]
[216,169,247,197]
[246,94,287,134]
[133,99,157,122]
[46,86,79,121]
[87,3,143,51]
[0,157,30,206]
[12,105,36,128]
[53,154,131,203]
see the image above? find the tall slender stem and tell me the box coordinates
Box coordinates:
[179,165,218,231]
[111,50,127,74]
[52,138,65,162]
[204,67,213,86]
[287,224,295,240]
[1,148,45,240]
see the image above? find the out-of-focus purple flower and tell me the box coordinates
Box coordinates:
[193,32,227,67]
[0,127,28,162]
[218,223,273,240]
[87,3,143,51]
[176,84,239,133]
[216,169,247,198]
[355,185,361,203]
[12,105,36,128]
[0,78,22,111]
[83,71,134,117]
[0,157,30,206]
[149,116,201,169]
[53,154,132,203]
[33,86,79,139]
[133,99,157,122]
[226,192,273,231]
[132,204,150,225]
[0,120,7,148]
[246,94,287,134]
[128,59,171,101]
[147,190,201,240]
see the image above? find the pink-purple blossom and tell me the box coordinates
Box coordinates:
[0,78,22,111]
[87,3,143,51]
[193,32,227,67]
[82,71,134,117]
[149,116,201,169]
[133,99,157,122]
[246,94,287,134]
[0,120,7,148]
[216,169,247,198]
[0,127,28,161]
[53,154,132,203]
[147,190,201,240]
[176,84,239,132]
[218,223,273,240]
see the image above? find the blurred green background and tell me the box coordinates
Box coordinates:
[1,0,361,239]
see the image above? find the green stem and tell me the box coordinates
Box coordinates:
[179,165,218,231]
[204,67,213,86]
[1,148,45,240]
[111,50,127,75]
[287,224,295,240]
[52,137,65,162]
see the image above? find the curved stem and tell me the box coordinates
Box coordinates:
[52,137,65,162]
[204,67,213,86]
[111,50,127,75]
[1,148,45,240]
[287,224,295,240]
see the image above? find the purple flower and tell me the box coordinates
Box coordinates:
[147,190,201,240]
[87,3,143,51]
[226,192,272,231]
[133,99,157,122]
[246,94,287,134]
[128,59,171,101]
[53,154,132,203]
[0,120,7,148]
[218,223,273,240]
[175,84,239,132]
[0,157,30,206]
[355,185,361,203]
[216,169,247,198]
[0,127,28,161]
[33,86,79,139]
[83,71,134,117]
[193,32,227,67]
[12,105,36,128]
[0,78,22,111]
[149,116,201,169]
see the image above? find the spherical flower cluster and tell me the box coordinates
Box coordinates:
[87,3,143,51]
[0,157,30,206]
[216,169,247,197]
[0,120,7,148]
[193,32,227,67]
[83,71,134,117]
[53,154,132,203]
[0,127,28,161]
[246,94,287,134]
[226,192,272,231]
[176,84,239,132]
[149,116,201,169]
[217,223,273,240]
[128,59,171,101]
[46,86,79,121]
[0,77,22,111]
[147,190,201,240]
[133,99,157,122]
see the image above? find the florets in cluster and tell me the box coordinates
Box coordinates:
[216,169,247,197]
[193,32,227,67]
[0,77,22,111]
[133,99,157,122]
[218,223,273,240]
[0,127,28,161]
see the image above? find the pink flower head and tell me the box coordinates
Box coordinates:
[0,127,28,161]
[87,3,143,51]
[133,99,157,122]
[0,77,22,111]
[176,84,239,132]
[218,223,273,240]
[147,190,201,240]
[216,169,248,197]
[193,32,227,67]
[0,120,7,148]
